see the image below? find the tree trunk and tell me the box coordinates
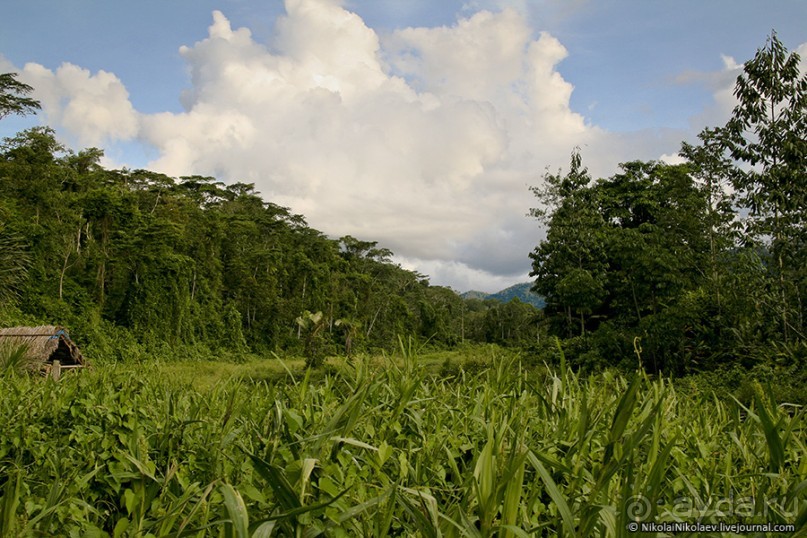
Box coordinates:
[366,305,383,338]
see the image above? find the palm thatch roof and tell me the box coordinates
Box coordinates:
[0,325,86,372]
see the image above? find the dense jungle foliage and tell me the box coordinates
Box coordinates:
[530,34,806,392]
[0,131,539,365]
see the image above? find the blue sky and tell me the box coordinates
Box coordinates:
[1,0,805,292]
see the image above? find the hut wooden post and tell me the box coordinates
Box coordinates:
[51,359,61,381]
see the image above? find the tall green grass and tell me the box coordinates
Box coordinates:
[0,347,804,536]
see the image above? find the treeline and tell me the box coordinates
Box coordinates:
[530,34,806,379]
[0,127,540,362]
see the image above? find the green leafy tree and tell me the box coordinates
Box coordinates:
[680,128,736,324]
[334,317,361,356]
[719,32,807,341]
[296,310,327,367]
[530,151,607,337]
[481,298,541,346]
[531,157,714,372]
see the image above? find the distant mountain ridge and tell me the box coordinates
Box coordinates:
[460,290,489,301]
[460,282,545,309]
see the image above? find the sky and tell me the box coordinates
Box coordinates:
[1,0,805,293]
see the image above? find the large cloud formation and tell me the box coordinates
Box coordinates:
[8,0,757,291]
[14,62,138,147]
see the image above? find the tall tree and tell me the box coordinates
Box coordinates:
[530,151,607,337]
[720,32,807,341]
[680,128,736,322]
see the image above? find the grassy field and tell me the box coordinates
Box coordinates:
[0,342,805,537]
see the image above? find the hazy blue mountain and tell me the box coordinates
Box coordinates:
[460,282,545,309]
[460,290,489,301]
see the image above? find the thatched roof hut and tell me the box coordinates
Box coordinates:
[0,325,86,373]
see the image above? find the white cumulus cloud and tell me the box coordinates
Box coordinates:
[17,62,138,147]
[134,1,598,289]
[11,1,782,291]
